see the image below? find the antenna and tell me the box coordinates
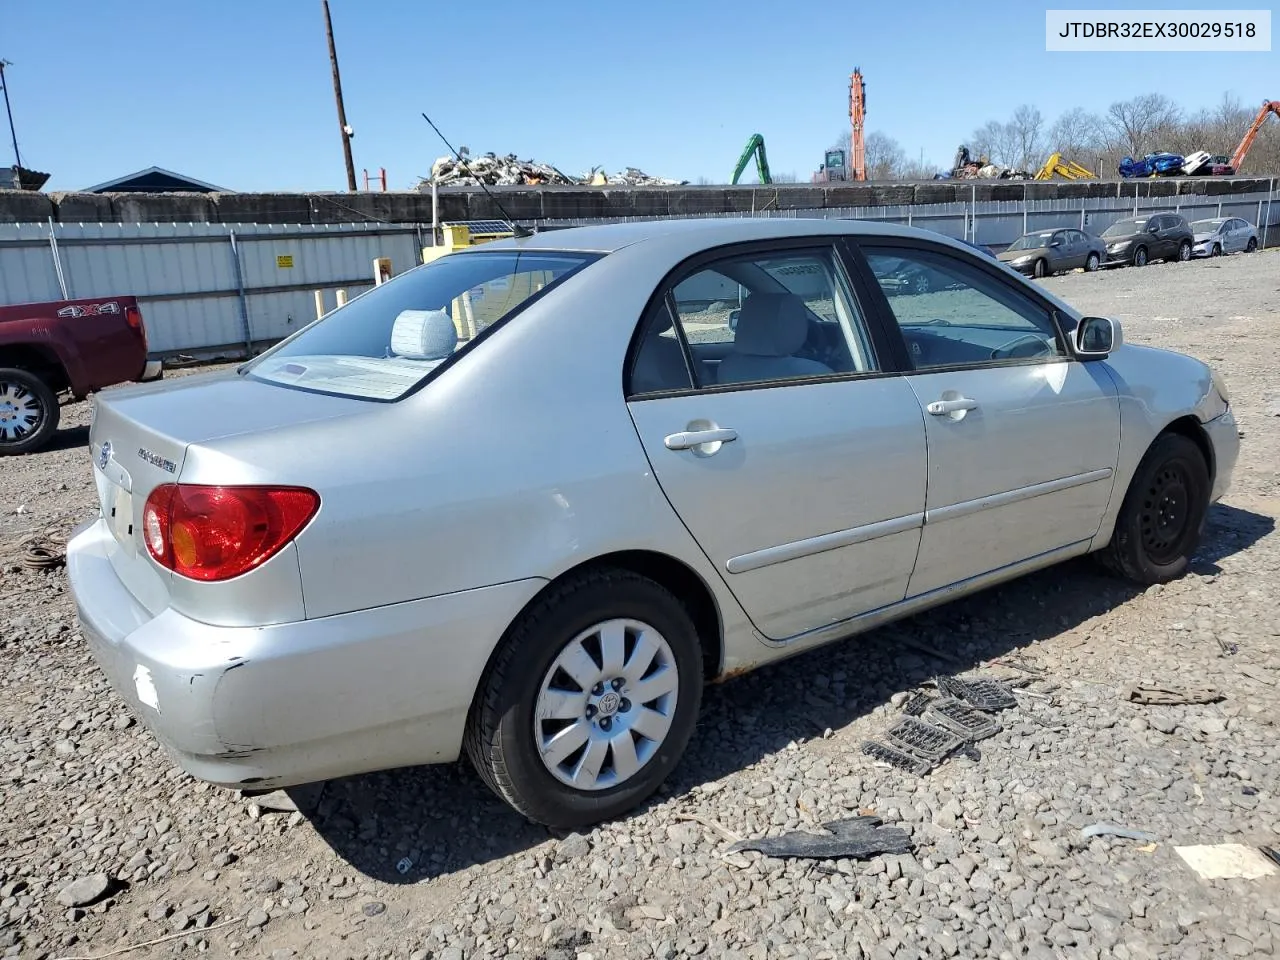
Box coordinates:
[421,112,532,238]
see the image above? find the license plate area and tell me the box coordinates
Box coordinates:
[94,464,136,556]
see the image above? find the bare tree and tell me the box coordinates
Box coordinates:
[1008,104,1045,170]
[1103,93,1182,156]
[864,131,906,180]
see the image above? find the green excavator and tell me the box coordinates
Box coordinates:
[731,133,772,185]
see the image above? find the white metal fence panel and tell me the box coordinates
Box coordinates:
[0,221,427,357]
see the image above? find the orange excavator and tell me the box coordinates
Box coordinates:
[1229,100,1280,174]
[849,68,866,181]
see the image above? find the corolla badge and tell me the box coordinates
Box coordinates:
[97,440,112,470]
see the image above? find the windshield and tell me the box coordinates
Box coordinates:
[1103,219,1146,238]
[243,250,598,401]
[1192,219,1225,232]
[1008,233,1053,251]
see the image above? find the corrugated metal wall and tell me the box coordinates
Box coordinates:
[0,222,428,356]
[2,183,1275,356]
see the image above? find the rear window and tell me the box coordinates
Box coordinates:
[243,250,598,400]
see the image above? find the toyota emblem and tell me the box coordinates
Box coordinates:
[97,440,112,471]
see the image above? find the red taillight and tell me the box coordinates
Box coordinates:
[142,484,320,582]
[125,306,148,351]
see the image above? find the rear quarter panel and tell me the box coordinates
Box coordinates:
[0,297,146,395]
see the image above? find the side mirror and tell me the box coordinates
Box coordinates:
[1050,239,1062,247]
[1075,316,1122,358]
[1148,224,1160,234]
[728,309,740,331]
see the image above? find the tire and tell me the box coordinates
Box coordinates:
[1085,252,1101,272]
[1131,246,1148,267]
[1032,258,1047,279]
[464,568,704,829]
[1211,243,1221,258]
[0,368,60,456]
[911,272,931,295]
[1246,237,1258,253]
[1098,432,1210,585]
[1176,240,1192,262]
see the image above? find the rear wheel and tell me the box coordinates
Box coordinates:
[465,569,704,829]
[1098,432,1210,585]
[1085,252,1101,272]
[0,368,59,456]
[1246,237,1258,253]
[1176,240,1192,262]
[1132,246,1148,267]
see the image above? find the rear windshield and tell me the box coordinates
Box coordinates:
[243,250,598,400]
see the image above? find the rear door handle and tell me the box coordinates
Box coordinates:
[926,397,978,415]
[664,428,738,450]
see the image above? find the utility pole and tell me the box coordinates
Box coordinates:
[321,1,357,191]
[0,59,23,190]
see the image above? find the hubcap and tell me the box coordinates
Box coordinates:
[1140,463,1192,565]
[0,381,43,443]
[534,618,679,791]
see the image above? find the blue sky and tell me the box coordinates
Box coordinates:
[4,0,1275,192]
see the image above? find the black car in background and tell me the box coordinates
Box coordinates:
[1102,213,1195,267]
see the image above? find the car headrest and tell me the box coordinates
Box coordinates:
[389,308,457,360]
[733,293,809,357]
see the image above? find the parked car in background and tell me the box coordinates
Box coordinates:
[0,296,160,455]
[997,228,1106,277]
[69,218,1238,829]
[1102,214,1195,267]
[1190,217,1260,258]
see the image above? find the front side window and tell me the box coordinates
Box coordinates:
[244,250,598,400]
[628,246,877,395]
[863,246,1065,370]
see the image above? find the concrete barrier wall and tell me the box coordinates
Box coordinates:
[2,176,1276,226]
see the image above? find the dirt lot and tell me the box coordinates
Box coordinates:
[2,250,1279,960]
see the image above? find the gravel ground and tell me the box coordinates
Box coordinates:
[2,250,1279,960]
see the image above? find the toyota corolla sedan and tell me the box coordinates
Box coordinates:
[68,217,1239,829]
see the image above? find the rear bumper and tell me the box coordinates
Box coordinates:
[67,518,545,789]
[139,359,164,382]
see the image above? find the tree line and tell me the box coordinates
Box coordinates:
[828,93,1280,180]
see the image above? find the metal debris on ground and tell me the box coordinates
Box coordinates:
[423,152,685,188]
[727,815,912,861]
[936,676,1018,712]
[4,527,69,570]
[861,740,935,776]
[1080,822,1159,843]
[899,691,932,716]
[925,697,1003,741]
[1123,684,1225,705]
[885,715,965,762]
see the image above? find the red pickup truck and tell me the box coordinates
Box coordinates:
[0,295,161,455]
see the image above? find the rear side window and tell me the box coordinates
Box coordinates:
[244,250,597,401]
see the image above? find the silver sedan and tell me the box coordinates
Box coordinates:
[1191,217,1260,258]
[68,217,1239,829]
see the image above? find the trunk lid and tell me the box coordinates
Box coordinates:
[87,370,373,612]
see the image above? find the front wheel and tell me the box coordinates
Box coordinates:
[1246,237,1258,253]
[465,569,704,829]
[0,368,60,456]
[1176,240,1192,262]
[1132,246,1148,267]
[1085,252,1101,272]
[1032,258,1047,279]
[1098,432,1210,585]
[1211,243,1222,258]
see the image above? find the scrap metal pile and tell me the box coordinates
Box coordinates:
[424,151,687,188]
[941,146,1031,181]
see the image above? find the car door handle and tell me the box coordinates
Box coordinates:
[926,397,978,415]
[664,428,738,450]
